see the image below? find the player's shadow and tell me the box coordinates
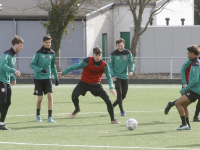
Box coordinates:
[11,123,108,130]
[100,131,166,137]
[138,121,174,126]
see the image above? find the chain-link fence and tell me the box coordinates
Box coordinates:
[14,57,187,79]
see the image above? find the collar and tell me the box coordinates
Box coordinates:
[42,46,50,54]
[93,58,102,66]
[191,57,199,62]
[10,47,17,56]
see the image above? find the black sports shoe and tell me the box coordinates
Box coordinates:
[0,125,11,130]
[70,109,81,119]
[193,118,200,122]
[164,101,172,115]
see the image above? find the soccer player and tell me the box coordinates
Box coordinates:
[30,35,59,123]
[175,45,200,130]
[57,46,120,124]
[165,53,200,122]
[108,38,134,116]
[0,35,24,130]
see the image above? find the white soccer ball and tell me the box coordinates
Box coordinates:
[126,118,138,130]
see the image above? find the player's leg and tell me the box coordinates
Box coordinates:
[34,79,43,122]
[193,99,200,122]
[112,78,124,115]
[165,84,187,115]
[164,99,178,115]
[90,84,120,124]
[0,83,11,130]
[44,79,55,123]
[120,79,129,116]
[70,81,87,118]
[175,95,190,130]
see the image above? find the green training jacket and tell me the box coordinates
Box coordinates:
[180,58,192,85]
[0,48,16,84]
[109,49,134,79]
[30,46,58,80]
[62,57,114,89]
[180,57,200,95]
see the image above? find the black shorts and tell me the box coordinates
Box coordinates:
[34,79,52,96]
[184,90,200,103]
[0,81,11,104]
[73,81,107,97]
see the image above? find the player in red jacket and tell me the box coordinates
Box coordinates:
[58,47,120,124]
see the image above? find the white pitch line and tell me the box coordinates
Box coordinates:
[0,142,198,150]
[11,85,181,89]
[6,110,178,117]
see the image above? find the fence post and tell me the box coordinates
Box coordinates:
[170,58,173,79]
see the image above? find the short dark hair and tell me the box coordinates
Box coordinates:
[116,38,125,45]
[93,46,102,54]
[187,45,200,55]
[43,35,51,42]
[11,35,24,46]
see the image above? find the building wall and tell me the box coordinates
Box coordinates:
[86,9,114,57]
[0,20,84,73]
[130,26,200,74]
[156,0,194,26]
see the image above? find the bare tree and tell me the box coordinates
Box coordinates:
[116,0,185,57]
[37,0,87,70]
[194,0,200,25]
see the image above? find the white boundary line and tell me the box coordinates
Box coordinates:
[0,142,198,150]
[6,110,178,117]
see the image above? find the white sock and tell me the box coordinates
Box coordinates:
[0,122,4,125]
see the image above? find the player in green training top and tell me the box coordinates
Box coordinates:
[175,45,200,130]
[30,36,59,123]
[0,35,24,130]
[109,38,134,116]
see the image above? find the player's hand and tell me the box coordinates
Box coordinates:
[55,80,59,86]
[15,70,21,77]
[110,89,116,96]
[128,72,133,77]
[112,76,116,81]
[11,81,16,86]
[57,72,63,78]
[182,84,187,88]
[41,68,47,73]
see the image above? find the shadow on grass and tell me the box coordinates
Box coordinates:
[11,122,109,130]
[138,121,176,126]
[100,131,167,137]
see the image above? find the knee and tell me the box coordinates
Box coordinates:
[72,94,78,100]
[38,96,43,101]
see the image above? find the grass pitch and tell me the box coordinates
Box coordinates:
[1,84,200,150]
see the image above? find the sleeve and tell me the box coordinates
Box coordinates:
[51,54,58,80]
[128,52,134,73]
[180,66,199,94]
[30,53,42,72]
[104,64,114,89]
[62,59,88,75]
[10,74,16,81]
[0,54,16,73]
[108,55,115,77]
[180,58,192,85]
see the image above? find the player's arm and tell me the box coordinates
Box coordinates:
[30,53,42,72]
[104,64,114,90]
[51,54,59,80]
[129,52,134,73]
[108,55,115,77]
[180,66,199,94]
[0,54,16,73]
[61,58,88,75]
[181,58,191,85]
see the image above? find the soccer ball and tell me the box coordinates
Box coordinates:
[126,118,138,130]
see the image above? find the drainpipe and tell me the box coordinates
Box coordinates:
[82,19,86,57]
[13,19,18,70]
